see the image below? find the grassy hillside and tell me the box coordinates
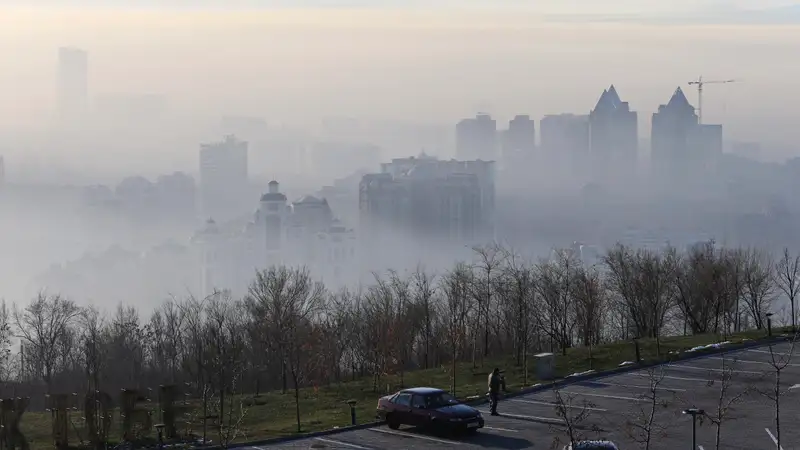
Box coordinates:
[18,328,779,449]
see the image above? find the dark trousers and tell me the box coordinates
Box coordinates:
[489,392,499,414]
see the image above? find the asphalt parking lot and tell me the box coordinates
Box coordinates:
[254,340,800,449]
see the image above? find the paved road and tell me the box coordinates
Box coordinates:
[251,341,800,449]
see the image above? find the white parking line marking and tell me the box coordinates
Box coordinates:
[713,357,800,368]
[698,445,705,450]
[747,349,795,357]
[477,409,566,424]
[484,426,518,433]
[599,381,687,392]
[622,372,709,383]
[512,398,608,411]
[765,427,785,450]
[671,364,762,375]
[561,391,648,402]
[314,437,373,449]
[369,428,458,445]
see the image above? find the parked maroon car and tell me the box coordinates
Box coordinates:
[376,387,484,433]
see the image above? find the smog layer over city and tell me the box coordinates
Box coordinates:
[3,2,800,449]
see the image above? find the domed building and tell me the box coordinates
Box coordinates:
[192,180,357,297]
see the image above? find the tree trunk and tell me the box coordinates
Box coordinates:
[282,360,288,394]
[451,342,457,396]
[294,374,302,433]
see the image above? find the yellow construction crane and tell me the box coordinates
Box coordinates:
[688,76,738,124]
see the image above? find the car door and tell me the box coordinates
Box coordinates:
[409,394,429,426]
[391,393,413,424]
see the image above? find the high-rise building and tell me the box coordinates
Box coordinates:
[540,113,590,176]
[651,87,722,178]
[360,155,495,248]
[502,115,536,163]
[199,135,248,221]
[456,113,497,161]
[589,85,638,180]
[57,47,89,118]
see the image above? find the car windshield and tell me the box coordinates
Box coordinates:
[425,392,458,408]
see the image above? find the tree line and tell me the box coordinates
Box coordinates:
[0,241,798,432]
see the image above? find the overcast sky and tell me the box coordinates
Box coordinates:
[1,0,797,13]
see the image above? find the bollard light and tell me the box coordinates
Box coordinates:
[766,313,774,337]
[346,400,357,426]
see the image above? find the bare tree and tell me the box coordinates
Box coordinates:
[471,243,505,362]
[387,270,420,387]
[411,266,437,369]
[719,248,746,335]
[179,295,212,442]
[204,292,249,445]
[759,334,799,450]
[572,266,607,365]
[13,293,80,393]
[441,263,473,396]
[79,306,106,393]
[550,387,597,448]
[603,244,676,343]
[674,241,732,335]
[535,250,578,355]
[360,275,396,392]
[774,248,800,332]
[498,249,536,377]
[318,288,358,385]
[623,367,671,450]
[107,305,147,389]
[0,300,13,383]
[741,248,775,330]
[246,266,325,433]
[704,354,751,450]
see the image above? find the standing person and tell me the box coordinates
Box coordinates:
[487,368,506,416]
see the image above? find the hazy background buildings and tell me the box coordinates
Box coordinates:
[2,3,800,308]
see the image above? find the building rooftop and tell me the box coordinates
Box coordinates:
[260,192,287,202]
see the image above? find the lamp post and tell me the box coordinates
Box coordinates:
[683,408,704,449]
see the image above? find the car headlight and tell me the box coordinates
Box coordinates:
[476,412,482,418]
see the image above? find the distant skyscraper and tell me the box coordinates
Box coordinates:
[57,47,89,118]
[360,155,495,249]
[502,115,536,161]
[540,113,590,177]
[199,135,249,221]
[588,85,638,180]
[651,87,722,178]
[456,113,497,160]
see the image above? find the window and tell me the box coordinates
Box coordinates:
[424,392,458,409]
[411,395,426,409]
[392,393,412,407]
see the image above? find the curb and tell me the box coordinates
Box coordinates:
[464,334,790,408]
[215,334,789,449]
[203,421,384,450]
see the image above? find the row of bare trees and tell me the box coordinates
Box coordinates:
[0,241,798,439]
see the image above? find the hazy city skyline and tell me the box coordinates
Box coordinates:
[1,8,799,165]
[3,3,800,307]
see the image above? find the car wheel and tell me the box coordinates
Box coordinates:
[387,414,400,430]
